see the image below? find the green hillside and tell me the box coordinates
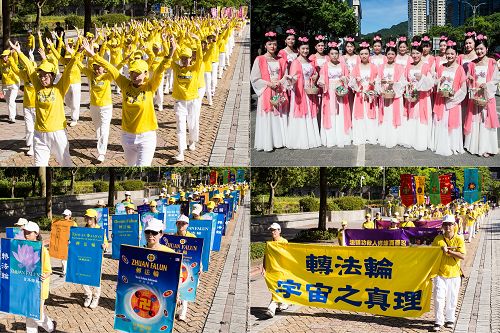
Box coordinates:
[363,21,408,40]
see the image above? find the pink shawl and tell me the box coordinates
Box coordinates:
[405,63,431,124]
[257,55,289,114]
[352,63,378,120]
[320,61,351,132]
[377,63,403,127]
[290,59,318,118]
[433,65,466,132]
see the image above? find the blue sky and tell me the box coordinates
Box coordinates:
[361,0,408,34]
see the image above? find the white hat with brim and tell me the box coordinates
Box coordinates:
[442,214,455,224]
[192,204,202,215]
[176,215,189,224]
[15,218,28,226]
[125,191,132,196]
[62,209,72,216]
[144,218,164,232]
[268,223,281,231]
[23,221,40,234]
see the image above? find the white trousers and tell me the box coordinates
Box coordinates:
[211,62,219,93]
[194,87,205,142]
[467,223,475,241]
[154,73,165,110]
[28,49,35,62]
[2,84,18,121]
[121,130,156,166]
[204,72,213,104]
[61,259,67,274]
[83,285,101,299]
[165,68,174,93]
[433,275,461,326]
[26,303,54,333]
[24,107,35,147]
[64,83,81,121]
[218,53,226,78]
[174,100,197,154]
[90,105,112,156]
[178,300,188,317]
[267,300,288,316]
[34,130,73,166]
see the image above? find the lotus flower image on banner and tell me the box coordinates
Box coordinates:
[439,174,452,205]
[429,172,441,206]
[0,238,42,319]
[114,245,182,333]
[400,174,415,207]
[463,168,479,203]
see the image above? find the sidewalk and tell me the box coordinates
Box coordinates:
[249,210,498,333]
[0,197,250,332]
[0,26,249,166]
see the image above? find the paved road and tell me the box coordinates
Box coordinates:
[249,209,499,333]
[0,26,250,167]
[251,96,500,167]
[0,196,250,333]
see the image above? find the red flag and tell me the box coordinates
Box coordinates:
[439,174,452,205]
[210,171,218,185]
[400,174,415,207]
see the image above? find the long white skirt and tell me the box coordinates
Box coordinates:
[378,100,401,148]
[407,98,432,151]
[352,103,378,145]
[464,107,499,155]
[321,90,351,147]
[254,109,288,151]
[287,93,321,149]
[432,109,464,156]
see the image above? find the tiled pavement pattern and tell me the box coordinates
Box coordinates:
[0,196,250,332]
[249,209,498,333]
[0,26,249,167]
[209,25,250,167]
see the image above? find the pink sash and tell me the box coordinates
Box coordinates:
[405,63,431,124]
[433,65,466,132]
[377,63,403,127]
[257,55,288,114]
[290,59,318,118]
[320,62,351,132]
[352,63,378,120]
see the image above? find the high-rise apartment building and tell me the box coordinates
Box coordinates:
[408,0,427,37]
[446,0,500,26]
[429,0,447,27]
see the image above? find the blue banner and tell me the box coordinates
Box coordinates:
[212,213,224,251]
[5,227,22,239]
[114,245,181,333]
[161,235,203,302]
[115,203,126,215]
[95,208,109,239]
[137,204,150,215]
[187,219,213,272]
[112,215,140,259]
[236,169,245,183]
[66,227,104,287]
[164,205,180,234]
[0,238,41,319]
[463,168,480,203]
[215,203,230,236]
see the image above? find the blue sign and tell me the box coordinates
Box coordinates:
[161,235,203,302]
[66,227,104,287]
[115,203,126,215]
[164,205,180,234]
[5,227,22,239]
[114,245,181,333]
[112,215,140,260]
[212,213,224,251]
[187,219,213,272]
[214,204,229,236]
[95,208,109,239]
[137,204,150,215]
[0,238,42,319]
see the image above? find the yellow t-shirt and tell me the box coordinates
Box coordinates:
[400,221,415,228]
[275,236,288,244]
[176,231,196,238]
[15,64,36,108]
[171,41,203,101]
[0,58,20,85]
[80,64,113,107]
[41,246,52,300]
[27,35,35,49]
[203,49,213,72]
[432,234,465,278]
[362,221,375,229]
[465,214,475,227]
[151,244,176,253]
[197,61,205,89]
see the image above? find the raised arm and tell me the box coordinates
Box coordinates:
[149,36,176,92]
[82,38,127,88]
[9,40,35,77]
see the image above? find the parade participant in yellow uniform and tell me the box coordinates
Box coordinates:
[338,220,347,246]
[149,200,159,213]
[81,36,176,166]
[209,31,220,96]
[26,30,36,61]
[1,49,20,123]
[202,38,214,106]
[465,207,475,243]
[362,213,375,229]
[400,212,416,228]
[81,209,109,309]
[144,218,175,253]
[144,40,171,112]
[171,32,203,162]
[263,223,288,318]
[388,218,399,230]
[9,40,76,166]
[431,214,465,332]
[22,221,55,333]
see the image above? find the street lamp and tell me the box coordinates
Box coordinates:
[360,176,365,198]
[461,0,487,27]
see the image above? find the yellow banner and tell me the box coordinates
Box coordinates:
[264,242,442,317]
[49,219,75,259]
[415,176,426,205]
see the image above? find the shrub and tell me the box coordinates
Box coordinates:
[0,180,33,198]
[95,14,130,26]
[333,196,366,210]
[326,199,340,211]
[74,182,94,194]
[250,242,266,260]
[34,215,63,231]
[294,228,338,242]
[119,180,144,191]
[93,181,109,193]
[64,15,84,29]
[299,197,319,212]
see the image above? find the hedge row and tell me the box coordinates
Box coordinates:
[252,196,366,215]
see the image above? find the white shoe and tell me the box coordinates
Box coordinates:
[83,296,92,307]
[209,101,213,106]
[188,142,196,151]
[27,146,34,156]
[97,154,105,163]
[174,153,184,162]
[264,309,275,318]
[89,297,99,309]
[278,304,289,311]
[177,314,186,322]
[69,121,78,127]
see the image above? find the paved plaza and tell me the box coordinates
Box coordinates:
[0,26,250,167]
[0,196,250,333]
[249,208,500,333]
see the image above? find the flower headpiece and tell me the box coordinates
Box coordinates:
[386,41,397,48]
[422,36,430,42]
[398,36,407,42]
[373,35,382,41]
[440,35,448,41]
[411,41,421,47]
[446,40,456,47]
[359,41,370,48]
[315,35,325,41]
[264,31,277,37]
[298,36,309,43]
[476,34,487,40]
[345,36,355,42]
[464,31,476,37]
[328,41,338,48]
[286,29,296,35]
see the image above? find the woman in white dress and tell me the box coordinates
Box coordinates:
[317,41,352,147]
[459,29,478,122]
[395,35,411,68]
[432,39,467,156]
[464,34,499,157]
[376,40,405,148]
[404,37,434,151]
[395,35,413,147]
[287,36,321,149]
[309,35,329,119]
[370,34,386,67]
[251,31,290,151]
[436,35,449,67]
[343,35,359,112]
[278,29,298,70]
[349,40,379,145]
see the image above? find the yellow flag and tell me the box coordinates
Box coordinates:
[264,242,442,317]
[415,176,426,205]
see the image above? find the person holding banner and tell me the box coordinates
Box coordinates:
[400,213,415,228]
[81,209,108,309]
[122,191,132,203]
[192,204,203,219]
[125,202,136,215]
[262,222,288,318]
[362,213,374,229]
[15,217,28,227]
[431,214,465,332]
[22,221,56,333]
[145,218,175,253]
[60,209,77,277]
[388,218,399,230]
[337,220,347,246]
